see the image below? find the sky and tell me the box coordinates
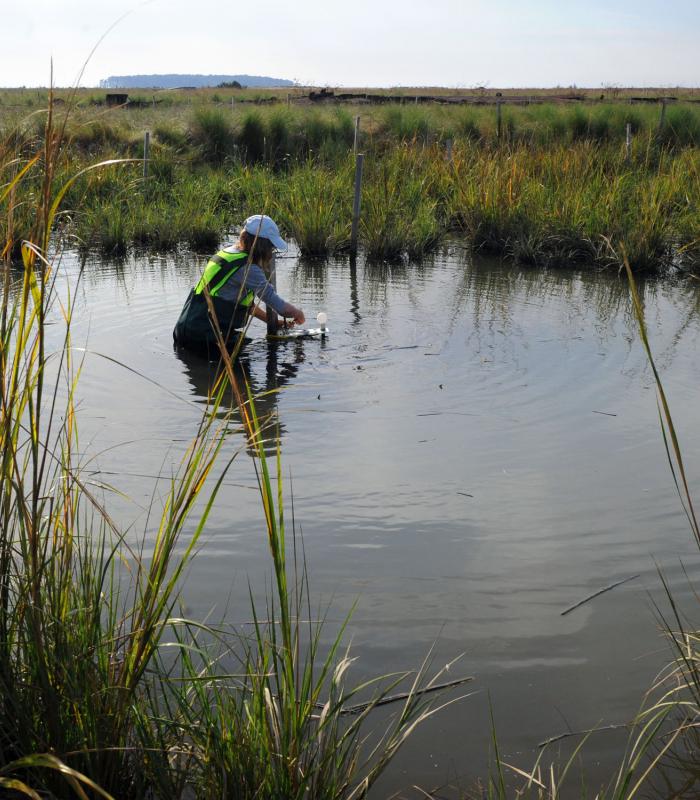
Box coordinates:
[2,0,699,88]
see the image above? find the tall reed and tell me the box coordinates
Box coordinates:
[1,131,234,792]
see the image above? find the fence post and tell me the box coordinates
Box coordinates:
[658,98,667,134]
[496,100,503,141]
[353,115,361,154]
[445,138,453,164]
[143,131,150,179]
[350,153,364,256]
[266,253,278,334]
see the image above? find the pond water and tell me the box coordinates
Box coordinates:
[49,244,700,794]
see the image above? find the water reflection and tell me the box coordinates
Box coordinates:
[349,255,361,326]
[174,339,306,457]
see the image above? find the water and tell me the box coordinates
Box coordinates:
[45,245,700,794]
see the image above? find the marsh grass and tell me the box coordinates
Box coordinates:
[68,119,131,154]
[443,138,700,270]
[1,225,234,799]
[153,120,190,152]
[273,159,353,255]
[7,96,699,268]
[360,146,442,260]
[191,106,236,165]
[233,111,263,164]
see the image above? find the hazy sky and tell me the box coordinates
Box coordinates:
[2,0,699,88]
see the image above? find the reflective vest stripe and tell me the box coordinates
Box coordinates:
[195,251,254,306]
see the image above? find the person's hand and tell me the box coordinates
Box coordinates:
[277,317,294,330]
[292,308,305,326]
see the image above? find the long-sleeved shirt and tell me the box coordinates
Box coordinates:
[216,246,287,315]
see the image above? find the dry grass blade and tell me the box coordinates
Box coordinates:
[0,754,116,799]
[623,249,700,545]
[338,675,474,715]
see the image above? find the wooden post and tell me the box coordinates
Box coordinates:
[353,115,360,154]
[625,122,632,161]
[496,101,503,141]
[287,93,291,107]
[266,253,278,334]
[350,153,364,255]
[143,131,150,179]
[445,138,453,163]
[659,99,667,133]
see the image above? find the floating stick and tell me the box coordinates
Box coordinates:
[561,574,640,616]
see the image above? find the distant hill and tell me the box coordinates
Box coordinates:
[99,74,295,89]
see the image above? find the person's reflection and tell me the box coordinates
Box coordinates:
[174,339,305,457]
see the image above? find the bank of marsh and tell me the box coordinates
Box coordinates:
[2,94,699,270]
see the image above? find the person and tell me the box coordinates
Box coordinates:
[173,214,305,357]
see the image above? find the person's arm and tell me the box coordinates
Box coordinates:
[278,302,305,325]
[240,264,305,326]
[251,305,267,323]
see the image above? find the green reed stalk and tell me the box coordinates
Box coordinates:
[624,253,699,542]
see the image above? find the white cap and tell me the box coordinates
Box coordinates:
[243,214,287,251]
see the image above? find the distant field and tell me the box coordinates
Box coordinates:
[1,85,700,110]
[2,85,699,145]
